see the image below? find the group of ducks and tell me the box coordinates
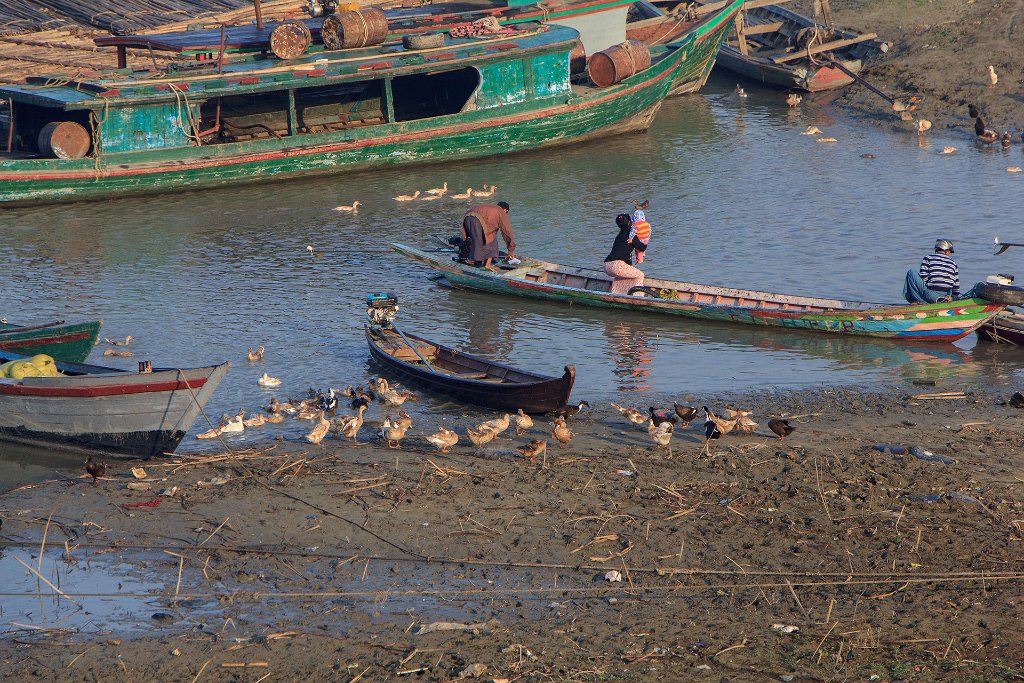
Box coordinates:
[733,84,802,108]
[392,183,497,202]
[195,344,801,456]
[970,103,1022,147]
[611,403,795,457]
[330,183,498,211]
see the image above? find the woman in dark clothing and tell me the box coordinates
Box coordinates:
[604,213,647,294]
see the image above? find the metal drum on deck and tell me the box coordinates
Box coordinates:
[37,121,91,159]
[587,39,651,87]
[270,21,312,60]
[321,8,388,50]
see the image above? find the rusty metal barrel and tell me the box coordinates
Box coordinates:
[587,39,652,87]
[270,20,312,60]
[37,121,91,159]
[321,8,388,50]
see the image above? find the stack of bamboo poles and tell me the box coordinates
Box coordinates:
[0,0,299,82]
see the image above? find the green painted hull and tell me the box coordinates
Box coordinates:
[0,1,743,206]
[393,244,1004,343]
[2,81,666,206]
[0,320,101,363]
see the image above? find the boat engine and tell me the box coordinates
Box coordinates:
[367,292,399,329]
[304,0,339,17]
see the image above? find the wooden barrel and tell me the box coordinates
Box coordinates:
[321,8,388,50]
[269,21,312,60]
[587,39,652,87]
[37,121,90,159]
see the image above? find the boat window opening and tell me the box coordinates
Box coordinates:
[390,67,479,122]
[9,103,91,157]
[294,81,385,132]
[202,91,291,142]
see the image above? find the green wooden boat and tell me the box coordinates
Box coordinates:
[0,320,101,363]
[0,1,742,206]
[94,0,739,98]
[394,243,1005,343]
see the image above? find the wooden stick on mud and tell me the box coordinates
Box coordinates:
[814,457,833,523]
[910,391,968,400]
[190,658,213,683]
[14,557,79,606]
[199,518,230,547]
[785,579,809,620]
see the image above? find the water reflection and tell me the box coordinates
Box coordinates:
[603,318,657,393]
[1,72,1024,476]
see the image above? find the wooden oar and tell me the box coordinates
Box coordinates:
[822,58,916,118]
[389,322,438,374]
[994,237,1024,255]
[0,320,64,335]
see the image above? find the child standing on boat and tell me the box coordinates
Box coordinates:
[629,210,651,264]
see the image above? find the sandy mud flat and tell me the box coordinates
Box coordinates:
[1,387,1022,681]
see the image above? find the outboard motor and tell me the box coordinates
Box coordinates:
[366,292,399,329]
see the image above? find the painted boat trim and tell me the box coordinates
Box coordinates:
[393,244,1003,342]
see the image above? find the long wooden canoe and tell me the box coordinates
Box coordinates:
[0,320,101,363]
[0,350,229,458]
[977,311,1024,345]
[394,244,1005,343]
[366,325,573,413]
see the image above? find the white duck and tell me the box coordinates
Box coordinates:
[393,190,421,202]
[257,372,282,388]
[333,200,361,212]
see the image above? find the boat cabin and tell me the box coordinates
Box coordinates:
[0,22,576,161]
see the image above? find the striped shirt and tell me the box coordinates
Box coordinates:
[920,253,959,295]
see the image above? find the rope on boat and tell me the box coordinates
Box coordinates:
[169,81,201,145]
[88,95,109,175]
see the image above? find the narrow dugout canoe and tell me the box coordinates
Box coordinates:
[393,244,1004,343]
[0,350,229,458]
[366,325,573,413]
[0,319,101,363]
[977,311,1024,345]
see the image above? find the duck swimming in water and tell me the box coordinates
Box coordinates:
[975,117,999,143]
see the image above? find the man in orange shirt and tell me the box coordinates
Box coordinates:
[462,201,517,270]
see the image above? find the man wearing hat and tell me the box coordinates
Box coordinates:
[904,239,960,303]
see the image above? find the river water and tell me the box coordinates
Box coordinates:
[2,74,1024,484]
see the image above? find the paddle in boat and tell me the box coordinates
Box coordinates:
[393,243,1006,343]
[364,293,573,413]
[0,319,101,363]
[0,350,229,458]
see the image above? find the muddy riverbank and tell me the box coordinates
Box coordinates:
[832,0,1024,132]
[2,387,1022,681]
